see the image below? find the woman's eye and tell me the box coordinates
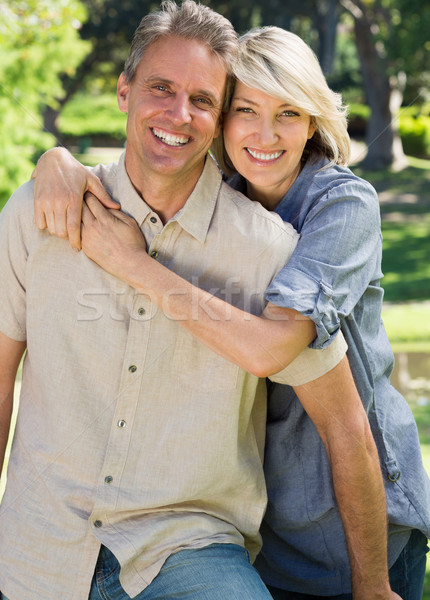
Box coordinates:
[236,107,254,113]
[282,110,299,117]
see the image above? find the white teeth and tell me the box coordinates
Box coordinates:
[153,128,189,146]
[246,148,283,161]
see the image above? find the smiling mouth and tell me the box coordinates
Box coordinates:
[246,148,284,161]
[152,128,190,147]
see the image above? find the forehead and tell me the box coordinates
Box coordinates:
[136,36,227,100]
[232,81,289,106]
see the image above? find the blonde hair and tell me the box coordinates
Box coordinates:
[124,0,238,102]
[212,26,350,175]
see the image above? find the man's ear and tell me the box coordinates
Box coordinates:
[117,73,130,114]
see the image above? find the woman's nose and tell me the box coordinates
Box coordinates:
[255,116,279,145]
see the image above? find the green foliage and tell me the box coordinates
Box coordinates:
[399,116,430,157]
[0,0,90,206]
[348,103,430,157]
[58,93,126,140]
[327,22,363,102]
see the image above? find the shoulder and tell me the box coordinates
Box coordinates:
[1,179,36,233]
[219,181,299,246]
[89,160,120,197]
[309,162,378,210]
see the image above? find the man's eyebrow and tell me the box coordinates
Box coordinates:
[146,76,221,105]
[145,76,174,86]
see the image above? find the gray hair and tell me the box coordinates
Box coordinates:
[212,26,351,174]
[124,0,238,108]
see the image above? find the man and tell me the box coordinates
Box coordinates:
[0,2,400,599]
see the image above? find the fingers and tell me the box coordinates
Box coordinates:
[87,172,120,210]
[67,201,83,251]
[34,210,48,231]
[81,196,97,225]
[84,192,108,219]
[84,192,132,226]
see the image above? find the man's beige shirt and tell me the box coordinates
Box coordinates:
[0,154,346,599]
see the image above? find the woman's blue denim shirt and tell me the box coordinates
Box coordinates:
[230,157,430,595]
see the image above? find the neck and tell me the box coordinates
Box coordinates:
[246,166,302,212]
[125,154,204,224]
[246,184,283,212]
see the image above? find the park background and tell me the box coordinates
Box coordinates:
[1,0,429,595]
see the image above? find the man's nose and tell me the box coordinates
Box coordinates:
[168,93,192,125]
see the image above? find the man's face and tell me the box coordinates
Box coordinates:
[117,36,227,185]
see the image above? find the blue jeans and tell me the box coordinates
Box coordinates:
[89,543,273,599]
[267,529,429,600]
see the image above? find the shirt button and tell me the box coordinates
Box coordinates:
[137,307,146,316]
[117,419,127,428]
[104,475,113,484]
[150,250,159,259]
[128,365,137,373]
[150,216,157,224]
[94,520,103,528]
[388,470,401,482]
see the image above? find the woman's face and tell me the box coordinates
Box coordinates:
[223,81,315,207]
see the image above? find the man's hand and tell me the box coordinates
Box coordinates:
[32,148,119,251]
[81,193,148,280]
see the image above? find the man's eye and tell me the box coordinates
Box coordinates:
[195,97,211,105]
[154,85,168,92]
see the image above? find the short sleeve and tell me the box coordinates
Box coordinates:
[0,181,34,341]
[265,176,382,349]
[268,329,347,385]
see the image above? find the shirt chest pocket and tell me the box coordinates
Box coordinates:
[171,329,240,392]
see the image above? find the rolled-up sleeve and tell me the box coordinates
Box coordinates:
[269,329,347,385]
[265,177,382,349]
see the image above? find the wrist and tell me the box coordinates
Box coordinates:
[353,581,392,600]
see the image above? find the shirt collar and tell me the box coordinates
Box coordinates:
[113,152,222,243]
[172,155,222,243]
[112,153,153,227]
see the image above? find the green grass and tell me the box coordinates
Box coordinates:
[382,302,430,353]
[353,157,430,305]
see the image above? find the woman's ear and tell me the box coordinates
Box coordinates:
[308,118,316,139]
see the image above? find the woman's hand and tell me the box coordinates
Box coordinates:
[32,148,119,251]
[81,193,148,281]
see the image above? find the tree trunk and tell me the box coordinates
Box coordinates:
[314,0,339,75]
[344,0,407,169]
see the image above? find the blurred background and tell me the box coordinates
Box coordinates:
[0,0,429,592]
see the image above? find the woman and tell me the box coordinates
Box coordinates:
[32,27,429,600]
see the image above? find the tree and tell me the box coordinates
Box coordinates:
[0,0,90,207]
[43,0,152,141]
[340,0,430,169]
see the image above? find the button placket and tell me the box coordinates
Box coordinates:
[93,295,150,514]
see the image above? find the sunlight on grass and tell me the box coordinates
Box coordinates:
[382,302,430,352]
